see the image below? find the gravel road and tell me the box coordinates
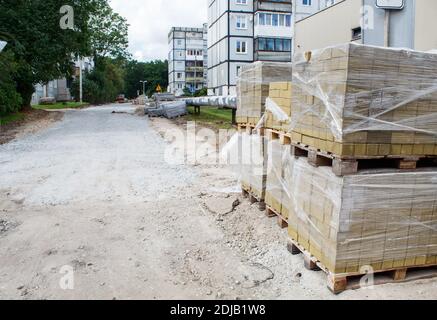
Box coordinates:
[0,103,436,300]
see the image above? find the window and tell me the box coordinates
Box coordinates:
[236,15,247,29]
[275,39,283,51]
[266,38,274,51]
[284,39,291,51]
[236,0,247,4]
[257,38,291,52]
[258,38,266,51]
[272,14,279,26]
[279,15,285,27]
[258,13,266,26]
[265,14,272,25]
[177,40,182,46]
[302,0,312,5]
[352,27,362,41]
[236,40,247,54]
[177,73,182,79]
[236,66,241,77]
[285,15,291,27]
[325,0,335,7]
[256,12,292,28]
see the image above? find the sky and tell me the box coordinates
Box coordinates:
[110,0,208,62]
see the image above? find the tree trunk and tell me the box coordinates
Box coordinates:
[16,80,34,111]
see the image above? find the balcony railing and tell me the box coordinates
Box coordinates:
[186,66,204,72]
[185,77,204,83]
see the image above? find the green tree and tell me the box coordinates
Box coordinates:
[88,1,129,60]
[0,0,129,108]
[0,0,93,107]
[124,60,168,99]
[71,57,125,104]
[0,51,22,116]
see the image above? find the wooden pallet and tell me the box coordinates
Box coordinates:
[266,206,288,229]
[242,187,266,211]
[266,129,437,176]
[237,123,265,136]
[286,238,437,294]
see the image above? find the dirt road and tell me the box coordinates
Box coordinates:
[0,104,436,300]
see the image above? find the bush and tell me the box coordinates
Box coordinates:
[194,87,208,97]
[0,51,22,116]
[70,58,125,104]
[71,78,101,104]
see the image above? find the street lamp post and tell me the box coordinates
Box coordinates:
[139,80,147,96]
[79,58,83,103]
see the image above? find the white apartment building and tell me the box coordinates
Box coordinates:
[207,0,326,96]
[168,25,208,96]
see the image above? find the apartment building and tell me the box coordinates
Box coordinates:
[294,0,437,55]
[168,25,208,96]
[31,58,94,105]
[207,0,324,96]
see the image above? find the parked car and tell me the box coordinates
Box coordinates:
[116,94,128,103]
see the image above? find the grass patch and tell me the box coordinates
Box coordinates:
[186,106,233,129]
[32,102,89,110]
[0,112,26,126]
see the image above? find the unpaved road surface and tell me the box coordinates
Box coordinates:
[1,103,436,300]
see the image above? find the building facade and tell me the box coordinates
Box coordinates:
[31,57,94,105]
[168,26,208,96]
[207,0,325,96]
[294,0,437,55]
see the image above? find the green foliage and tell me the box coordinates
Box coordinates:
[0,0,129,109]
[194,87,208,97]
[182,87,193,97]
[0,112,25,125]
[71,57,125,104]
[32,102,88,110]
[89,0,130,59]
[0,51,22,116]
[182,87,208,97]
[186,106,233,130]
[124,60,168,98]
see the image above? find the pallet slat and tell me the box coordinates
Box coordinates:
[287,238,437,294]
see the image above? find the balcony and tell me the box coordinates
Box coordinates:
[185,77,204,83]
[254,0,292,13]
[185,66,204,72]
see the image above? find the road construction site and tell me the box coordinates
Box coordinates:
[0,103,436,299]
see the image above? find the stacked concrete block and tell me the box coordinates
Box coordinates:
[285,157,437,274]
[237,62,292,126]
[265,140,284,215]
[236,44,437,280]
[265,82,293,132]
[291,43,437,157]
[239,132,267,201]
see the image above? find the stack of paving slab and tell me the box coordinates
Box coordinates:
[236,61,292,204]
[236,61,292,126]
[235,43,437,289]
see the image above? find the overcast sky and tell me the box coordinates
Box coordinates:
[110,0,208,62]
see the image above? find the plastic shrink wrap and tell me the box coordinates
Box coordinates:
[232,43,437,276]
[289,43,437,157]
[278,154,437,274]
[237,62,292,126]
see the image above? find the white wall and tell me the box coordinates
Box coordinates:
[414,0,437,51]
[294,0,361,55]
